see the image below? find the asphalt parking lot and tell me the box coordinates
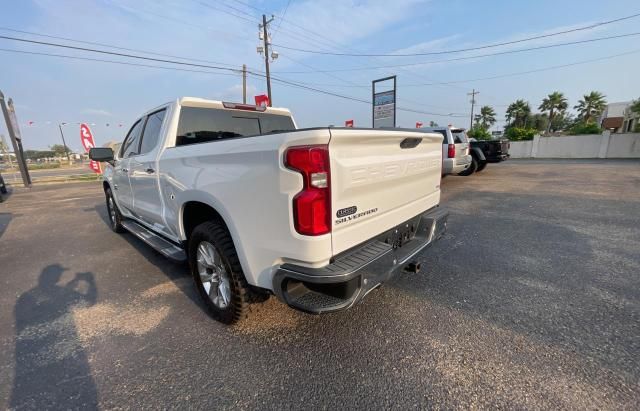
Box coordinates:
[1,159,639,409]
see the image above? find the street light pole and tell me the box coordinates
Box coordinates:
[58,123,73,164]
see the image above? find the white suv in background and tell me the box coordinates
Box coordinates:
[420,126,471,175]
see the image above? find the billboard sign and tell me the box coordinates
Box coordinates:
[80,123,102,174]
[372,76,396,128]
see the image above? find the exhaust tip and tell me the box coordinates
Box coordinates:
[404,261,421,273]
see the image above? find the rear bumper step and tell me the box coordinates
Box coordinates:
[273,207,448,314]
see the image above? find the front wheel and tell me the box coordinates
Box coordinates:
[189,221,251,324]
[476,161,487,172]
[458,157,478,176]
[105,188,125,233]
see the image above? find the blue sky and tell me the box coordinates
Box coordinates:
[1,0,638,151]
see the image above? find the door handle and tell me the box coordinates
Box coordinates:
[121,168,129,173]
[145,168,155,174]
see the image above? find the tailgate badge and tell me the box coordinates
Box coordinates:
[336,206,357,218]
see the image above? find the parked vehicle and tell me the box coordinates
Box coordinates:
[90,98,449,324]
[419,126,471,176]
[459,138,510,175]
[0,172,7,198]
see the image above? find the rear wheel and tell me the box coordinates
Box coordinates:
[189,221,251,324]
[476,161,487,172]
[105,188,125,233]
[458,157,478,176]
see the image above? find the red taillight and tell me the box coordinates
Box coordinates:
[285,145,331,236]
[448,143,455,158]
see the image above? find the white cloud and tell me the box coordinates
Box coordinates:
[273,0,428,50]
[82,108,112,116]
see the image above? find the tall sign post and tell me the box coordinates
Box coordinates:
[372,75,397,128]
[0,90,31,187]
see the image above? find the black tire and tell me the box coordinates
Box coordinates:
[105,187,125,233]
[476,161,487,172]
[0,174,7,194]
[458,157,478,176]
[189,221,251,324]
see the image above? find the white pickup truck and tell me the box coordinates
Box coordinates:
[90,97,448,324]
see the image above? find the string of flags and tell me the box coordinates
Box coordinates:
[24,121,124,127]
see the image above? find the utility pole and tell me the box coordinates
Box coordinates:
[242,64,247,104]
[58,123,73,164]
[468,89,479,130]
[260,14,275,106]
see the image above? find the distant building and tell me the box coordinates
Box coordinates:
[600,101,638,133]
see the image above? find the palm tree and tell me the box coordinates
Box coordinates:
[630,98,640,115]
[574,91,607,123]
[539,92,568,132]
[505,100,531,127]
[474,105,497,130]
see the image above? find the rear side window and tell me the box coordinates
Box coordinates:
[139,109,166,155]
[176,107,295,146]
[121,120,144,158]
[452,129,468,144]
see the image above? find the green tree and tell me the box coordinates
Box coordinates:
[50,144,69,157]
[630,98,640,115]
[467,126,492,140]
[539,91,568,132]
[574,91,607,123]
[0,140,8,153]
[505,100,531,128]
[429,121,438,127]
[504,127,536,141]
[474,105,497,130]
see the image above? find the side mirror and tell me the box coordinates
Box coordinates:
[89,147,114,162]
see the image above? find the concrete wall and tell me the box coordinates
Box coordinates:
[509,132,640,159]
[607,133,640,158]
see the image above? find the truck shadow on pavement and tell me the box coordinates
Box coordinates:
[0,212,12,240]
[89,203,204,310]
[11,264,98,409]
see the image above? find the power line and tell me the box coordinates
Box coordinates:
[0,34,249,73]
[0,26,261,71]
[273,32,640,74]
[0,47,244,77]
[271,0,293,37]
[270,12,640,57]
[273,46,640,88]
[0,44,463,118]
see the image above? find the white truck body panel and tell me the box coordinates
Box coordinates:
[103,98,445,292]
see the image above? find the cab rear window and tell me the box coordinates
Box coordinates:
[451,129,468,144]
[176,106,295,146]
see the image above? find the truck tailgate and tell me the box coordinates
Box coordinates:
[329,128,443,255]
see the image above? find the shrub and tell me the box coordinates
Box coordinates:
[467,127,492,140]
[634,122,640,133]
[504,127,536,141]
[570,122,601,135]
[27,162,61,170]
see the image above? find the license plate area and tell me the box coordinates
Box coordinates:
[382,221,418,249]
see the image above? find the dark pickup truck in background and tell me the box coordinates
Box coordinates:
[459,139,510,175]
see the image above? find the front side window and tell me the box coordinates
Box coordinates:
[139,109,167,155]
[176,107,295,146]
[121,120,144,158]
